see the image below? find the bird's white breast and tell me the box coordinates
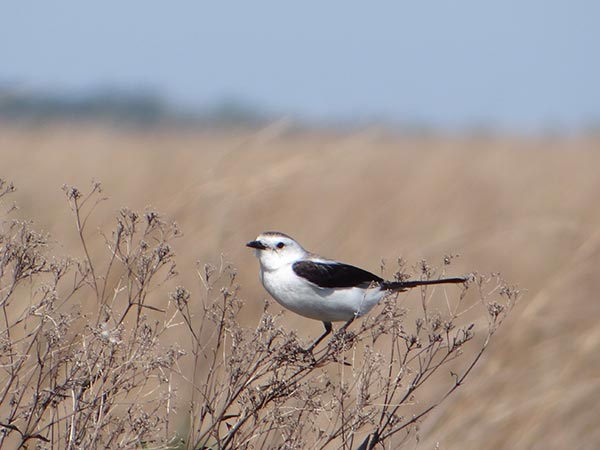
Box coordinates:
[260,263,385,322]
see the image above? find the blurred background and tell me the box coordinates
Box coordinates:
[1,1,599,448]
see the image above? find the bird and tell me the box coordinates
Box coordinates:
[246,231,468,351]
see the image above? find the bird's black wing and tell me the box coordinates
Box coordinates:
[292,260,383,289]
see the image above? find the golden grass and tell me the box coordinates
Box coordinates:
[2,123,599,449]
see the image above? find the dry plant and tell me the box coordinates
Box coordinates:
[0,179,518,449]
[0,179,182,449]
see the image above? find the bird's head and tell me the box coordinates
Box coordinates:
[246,231,307,271]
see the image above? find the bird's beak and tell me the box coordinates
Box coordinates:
[246,240,267,250]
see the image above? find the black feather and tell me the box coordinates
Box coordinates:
[381,277,467,291]
[292,260,383,289]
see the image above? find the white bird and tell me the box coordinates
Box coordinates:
[247,231,467,350]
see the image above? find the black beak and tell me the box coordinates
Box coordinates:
[246,240,267,250]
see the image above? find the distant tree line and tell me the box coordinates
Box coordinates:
[0,86,267,127]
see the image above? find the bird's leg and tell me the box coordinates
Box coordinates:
[305,321,332,352]
[338,316,355,333]
[331,316,356,345]
[330,317,357,366]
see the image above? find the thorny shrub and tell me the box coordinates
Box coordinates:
[0,180,518,449]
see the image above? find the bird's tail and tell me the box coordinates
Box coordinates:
[381,276,469,292]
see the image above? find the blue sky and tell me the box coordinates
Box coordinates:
[1,1,599,131]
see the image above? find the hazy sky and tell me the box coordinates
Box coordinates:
[1,1,599,131]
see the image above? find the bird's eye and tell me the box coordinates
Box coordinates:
[276,242,285,249]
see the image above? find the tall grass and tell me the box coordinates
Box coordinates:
[0,180,517,448]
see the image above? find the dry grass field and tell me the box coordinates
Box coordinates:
[1,123,599,449]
